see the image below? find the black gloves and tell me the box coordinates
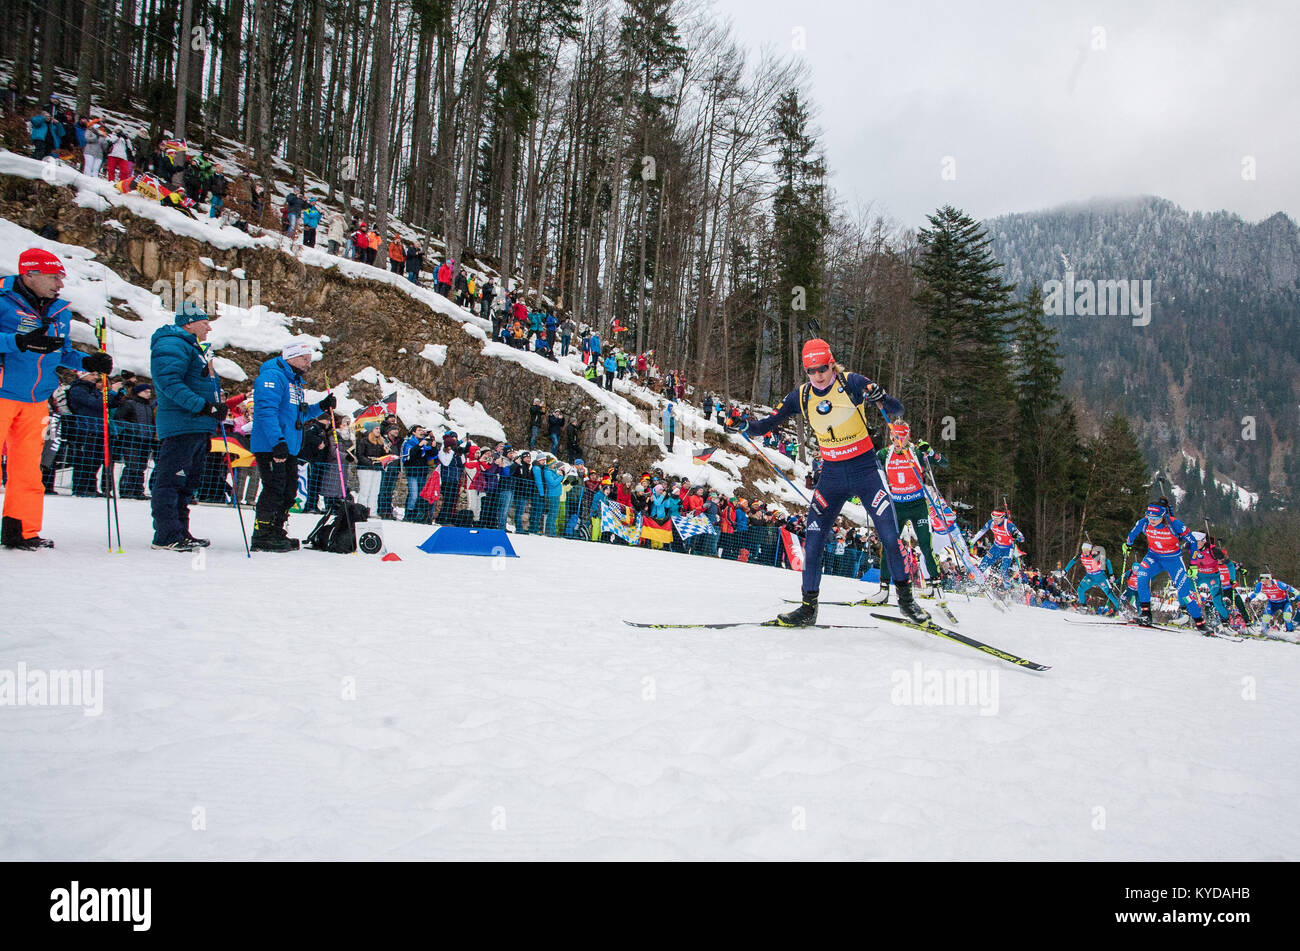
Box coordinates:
[725,417,749,434]
[319,393,336,411]
[205,402,229,421]
[82,351,113,374]
[863,381,887,405]
[15,328,63,353]
[917,440,932,455]
[271,441,290,460]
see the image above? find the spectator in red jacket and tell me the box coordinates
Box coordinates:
[682,485,705,515]
[435,259,453,296]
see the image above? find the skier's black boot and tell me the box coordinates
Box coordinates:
[895,581,930,624]
[1,516,24,547]
[1137,603,1154,627]
[775,591,819,627]
[1,515,53,550]
[1195,615,1208,633]
[274,514,300,550]
[252,519,294,553]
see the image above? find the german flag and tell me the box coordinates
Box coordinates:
[692,447,717,465]
[356,392,398,431]
[211,432,256,467]
[641,516,674,546]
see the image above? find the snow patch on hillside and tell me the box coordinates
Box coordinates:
[347,367,506,442]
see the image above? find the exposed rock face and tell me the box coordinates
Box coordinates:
[0,174,770,500]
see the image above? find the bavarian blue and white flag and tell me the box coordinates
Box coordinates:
[671,513,716,540]
[599,498,637,544]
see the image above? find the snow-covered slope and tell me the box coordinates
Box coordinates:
[2,497,1296,860]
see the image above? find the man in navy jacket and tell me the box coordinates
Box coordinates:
[148,302,225,550]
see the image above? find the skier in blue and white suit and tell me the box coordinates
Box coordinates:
[1124,498,1204,630]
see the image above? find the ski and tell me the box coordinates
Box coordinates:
[783,594,960,624]
[784,591,960,620]
[783,597,884,608]
[624,620,876,630]
[933,600,961,626]
[981,587,1011,612]
[1238,628,1298,644]
[869,613,1051,671]
[1060,616,1243,639]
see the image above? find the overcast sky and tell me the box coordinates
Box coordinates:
[706,0,1299,229]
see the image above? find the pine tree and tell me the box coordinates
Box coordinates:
[770,89,828,396]
[1011,286,1082,566]
[1079,413,1150,564]
[618,0,686,356]
[913,206,1019,515]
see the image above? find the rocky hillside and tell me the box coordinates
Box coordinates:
[0,151,823,519]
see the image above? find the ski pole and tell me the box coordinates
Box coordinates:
[207,355,251,558]
[739,431,809,504]
[95,316,123,553]
[322,371,357,553]
[921,451,985,591]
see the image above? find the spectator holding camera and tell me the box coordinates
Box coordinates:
[509,450,536,533]
[431,431,465,524]
[465,446,499,526]
[401,425,437,522]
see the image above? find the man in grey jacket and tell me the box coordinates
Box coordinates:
[81,120,106,178]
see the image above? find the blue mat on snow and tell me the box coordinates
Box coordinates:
[418,527,519,558]
[860,568,880,583]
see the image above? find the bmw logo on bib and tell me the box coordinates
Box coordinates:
[816,399,833,415]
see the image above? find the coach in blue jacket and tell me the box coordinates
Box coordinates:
[148,301,224,551]
[0,248,111,549]
[249,340,334,551]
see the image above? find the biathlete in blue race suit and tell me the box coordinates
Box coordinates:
[1124,497,1205,630]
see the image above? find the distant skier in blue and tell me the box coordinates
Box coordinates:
[1064,541,1123,613]
[970,509,1024,578]
[1124,497,1204,630]
[1250,572,1297,633]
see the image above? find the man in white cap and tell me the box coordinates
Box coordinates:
[249,340,334,551]
[0,248,112,548]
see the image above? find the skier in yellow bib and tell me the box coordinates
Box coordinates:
[729,339,928,627]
